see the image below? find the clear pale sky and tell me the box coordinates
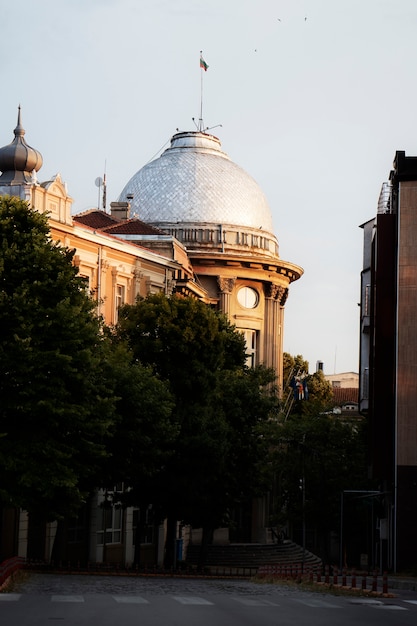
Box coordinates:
[2,0,416,374]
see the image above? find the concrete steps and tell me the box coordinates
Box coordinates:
[185,541,322,569]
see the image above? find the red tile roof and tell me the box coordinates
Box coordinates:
[102,220,165,235]
[74,210,118,229]
[73,210,164,236]
[332,387,359,406]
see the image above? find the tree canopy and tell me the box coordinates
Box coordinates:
[282,352,334,417]
[115,293,278,565]
[272,353,369,562]
[100,338,177,502]
[0,196,116,518]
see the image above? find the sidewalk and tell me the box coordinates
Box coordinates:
[389,576,417,592]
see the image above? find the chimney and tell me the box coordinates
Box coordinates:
[110,201,130,221]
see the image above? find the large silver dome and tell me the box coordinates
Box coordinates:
[119,131,274,233]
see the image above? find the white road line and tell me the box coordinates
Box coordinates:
[372,604,408,610]
[404,600,417,605]
[350,599,408,610]
[233,597,280,606]
[172,596,214,605]
[350,599,384,604]
[0,594,21,601]
[51,595,84,603]
[296,598,342,608]
[112,596,149,604]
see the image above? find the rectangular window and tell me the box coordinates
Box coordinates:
[132,506,155,545]
[96,506,123,545]
[242,329,257,368]
[364,284,370,316]
[79,274,90,291]
[114,284,125,323]
[97,485,124,545]
[362,368,369,400]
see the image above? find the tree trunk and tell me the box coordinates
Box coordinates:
[27,511,47,561]
[164,514,177,570]
[50,518,65,565]
[198,525,213,572]
[133,510,146,568]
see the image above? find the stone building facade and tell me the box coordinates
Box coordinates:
[0,110,302,565]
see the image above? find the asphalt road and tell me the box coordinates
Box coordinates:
[1,573,417,626]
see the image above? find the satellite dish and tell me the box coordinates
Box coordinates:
[95,177,103,187]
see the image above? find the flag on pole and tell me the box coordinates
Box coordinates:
[200,52,208,71]
[102,172,107,211]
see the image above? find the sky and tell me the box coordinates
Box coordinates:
[2,0,417,375]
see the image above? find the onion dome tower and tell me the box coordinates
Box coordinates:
[0,106,43,185]
[118,129,303,390]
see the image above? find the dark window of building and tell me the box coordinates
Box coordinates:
[132,506,155,545]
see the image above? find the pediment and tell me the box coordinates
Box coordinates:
[40,173,69,199]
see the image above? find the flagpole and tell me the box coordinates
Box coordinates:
[199,50,204,131]
[102,159,107,211]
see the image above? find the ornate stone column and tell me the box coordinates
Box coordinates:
[264,283,288,392]
[133,261,144,300]
[217,276,236,316]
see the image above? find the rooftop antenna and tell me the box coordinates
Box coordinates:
[95,176,103,210]
[95,162,107,212]
[102,160,107,211]
[199,51,209,132]
[192,119,222,133]
[205,124,222,132]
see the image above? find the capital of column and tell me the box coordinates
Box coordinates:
[265,283,289,305]
[217,276,236,294]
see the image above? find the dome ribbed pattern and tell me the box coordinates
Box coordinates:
[119,131,274,232]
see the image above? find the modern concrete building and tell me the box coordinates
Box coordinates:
[359,151,417,571]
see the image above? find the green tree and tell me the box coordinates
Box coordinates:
[283,352,309,385]
[117,292,247,399]
[116,293,276,567]
[102,341,176,491]
[270,413,368,562]
[99,339,178,565]
[0,196,116,522]
[282,353,333,417]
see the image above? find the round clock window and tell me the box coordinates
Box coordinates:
[237,286,259,309]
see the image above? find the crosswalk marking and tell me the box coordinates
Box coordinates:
[51,595,84,603]
[0,594,21,601]
[172,596,214,605]
[350,599,384,604]
[296,598,342,608]
[113,596,149,604]
[371,604,408,610]
[350,598,408,611]
[0,593,415,611]
[233,597,280,606]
